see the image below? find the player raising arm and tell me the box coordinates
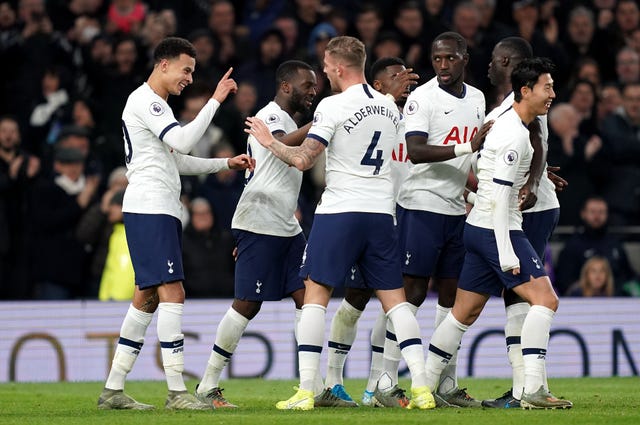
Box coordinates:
[97,37,253,411]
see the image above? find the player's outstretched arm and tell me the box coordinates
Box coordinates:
[211,68,238,104]
[227,154,255,171]
[407,120,493,164]
[245,116,324,171]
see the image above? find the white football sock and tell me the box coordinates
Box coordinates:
[105,304,153,390]
[386,302,426,388]
[157,302,186,392]
[297,304,326,391]
[381,318,401,386]
[295,308,325,395]
[425,311,467,392]
[434,305,459,394]
[198,307,249,393]
[505,302,529,399]
[366,310,387,392]
[521,305,554,394]
[325,299,362,388]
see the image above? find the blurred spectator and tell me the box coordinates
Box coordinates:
[567,79,599,138]
[568,57,601,94]
[241,0,286,47]
[593,0,615,30]
[273,14,300,58]
[607,0,640,51]
[93,36,144,173]
[178,85,228,159]
[55,124,103,182]
[197,143,245,230]
[285,0,327,59]
[305,22,335,104]
[353,4,384,56]
[472,0,514,47]
[105,0,147,35]
[566,256,614,297]
[326,6,348,37]
[182,197,235,298]
[562,5,612,83]
[451,1,492,91]
[511,0,569,88]
[547,103,604,225]
[214,81,258,154]
[393,1,426,73]
[30,145,100,299]
[187,29,224,88]
[95,188,135,301]
[28,65,70,151]
[140,9,178,55]
[76,166,128,298]
[600,82,640,225]
[0,115,40,299]
[555,196,638,296]
[615,46,640,85]
[371,31,404,66]
[237,27,286,107]
[597,82,623,124]
[207,0,251,68]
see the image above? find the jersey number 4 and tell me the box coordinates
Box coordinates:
[360,131,384,175]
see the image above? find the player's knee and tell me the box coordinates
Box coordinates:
[344,288,372,311]
[232,300,262,320]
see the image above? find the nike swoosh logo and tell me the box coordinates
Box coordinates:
[444,110,453,114]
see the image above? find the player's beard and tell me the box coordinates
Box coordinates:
[290,89,311,115]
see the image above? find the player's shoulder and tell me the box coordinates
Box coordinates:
[125,83,167,116]
[464,83,486,102]
[256,101,287,121]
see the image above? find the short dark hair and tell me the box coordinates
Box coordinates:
[153,37,196,64]
[498,37,533,62]
[433,31,467,55]
[276,60,314,86]
[370,57,405,81]
[512,57,555,102]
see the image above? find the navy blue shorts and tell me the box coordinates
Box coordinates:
[233,230,306,301]
[522,208,560,259]
[300,213,403,290]
[458,223,547,297]
[123,213,184,288]
[396,206,465,279]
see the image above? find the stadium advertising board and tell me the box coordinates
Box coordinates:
[0,299,637,382]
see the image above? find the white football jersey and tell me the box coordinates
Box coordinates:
[485,92,559,213]
[397,77,485,215]
[389,115,411,201]
[232,101,302,236]
[122,83,219,220]
[467,107,533,230]
[308,83,400,215]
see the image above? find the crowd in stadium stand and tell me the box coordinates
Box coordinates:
[0,0,639,299]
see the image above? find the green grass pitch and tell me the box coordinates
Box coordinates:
[0,377,637,424]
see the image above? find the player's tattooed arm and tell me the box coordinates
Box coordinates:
[245,116,325,170]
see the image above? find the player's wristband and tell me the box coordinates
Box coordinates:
[466,191,477,205]
[385,93,395,102]
[454,143,473,157]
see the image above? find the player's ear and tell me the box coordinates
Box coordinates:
[372,79,382,91]
[281,81,290,94]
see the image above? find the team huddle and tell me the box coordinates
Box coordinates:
[96,32,572,412]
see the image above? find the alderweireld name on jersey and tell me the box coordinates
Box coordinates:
[343,104,399,133]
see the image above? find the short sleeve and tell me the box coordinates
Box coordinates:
[492,127,528,186]
[403,90,432,139]
[135,96,179,142]
[307,98,338,146]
